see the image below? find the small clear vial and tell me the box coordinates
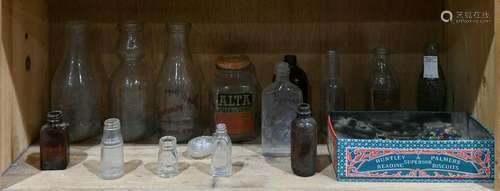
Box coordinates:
[211,123,232,177]
[157,136,179,178]
[100,118,124,180]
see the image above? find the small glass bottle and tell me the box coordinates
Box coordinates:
[100,118,124,180]
[291,103,317,177]
[417,42,447,111]
[156,22,201,142]
[368,48,400,110]
[109,21,155,142]
[320,50,345,131]
[211,123,232,177]
[262,62,303,156]
[157,136,179,178]
[51,21,102,142]
[213,55,258,142]
[273,55,309,103]
[40,111,69,170]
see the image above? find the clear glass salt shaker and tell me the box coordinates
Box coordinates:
[100,118,124,180]
[157,136,179,178]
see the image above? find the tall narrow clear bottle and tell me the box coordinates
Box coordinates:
[212,123,232,177]
[291,103,317,177]
[51,21,102,142]
[320,50,345,130]
[417,42,447,111]
[262,62,303,157]
[368,48,400,110]
[109,22,155,142]
[100,118,124,180]
[156,22,201,143]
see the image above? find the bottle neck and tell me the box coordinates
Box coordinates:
[297,103,312,118]
[159,136,177,151]
[327,53,340,79]
[47,111,63,126]
[102,118,122,145]
[166,32,189,56]
[66,29,88,61]
[275,72,290,82]
[375,54,389,72]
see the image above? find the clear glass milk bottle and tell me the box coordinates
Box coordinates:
[262,62,303,156]
[109,22,155,142]
[156,22,201,142]
[51,21,102,142]
[368,48,400,110]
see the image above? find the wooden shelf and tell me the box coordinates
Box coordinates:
[0,144,494,190]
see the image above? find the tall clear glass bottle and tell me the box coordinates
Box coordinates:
[368,48,400,110]
[51,21,102,142]
[262,62,303,157]
[211,123,232,177]
[109,22,155,142]
[156,22,201,143]
[100,118,124,180]
[320,50,345,130]
[40,111,69,170]
[417,42,447,111]
[291,103,317,177]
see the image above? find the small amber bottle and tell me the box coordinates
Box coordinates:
[40,110,70,170]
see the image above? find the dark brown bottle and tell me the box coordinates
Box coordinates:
[40,110,69,170]
[417,42,447,111]
[273,55,310,103]
[291,103,317,177]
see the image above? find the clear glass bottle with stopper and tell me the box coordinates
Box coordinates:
[262,62,303,157]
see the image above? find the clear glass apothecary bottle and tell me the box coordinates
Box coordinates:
[213,55,258,142]
[368,48,400,110]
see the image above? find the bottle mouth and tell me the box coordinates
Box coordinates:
[374,47,390,55]
[298,103,312,115]
[120,21,144,32]
[167,22,191,33]
[104,118,121,130]
[47,110,63,123]
[216,123,227,134]
[159,136,177,150]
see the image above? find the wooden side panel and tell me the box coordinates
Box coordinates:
[0,0,48,173]
[495,0,500,190]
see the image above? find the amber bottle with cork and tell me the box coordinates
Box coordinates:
[212,55,258,142]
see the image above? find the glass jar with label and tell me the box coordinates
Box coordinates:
[213,55,258,142]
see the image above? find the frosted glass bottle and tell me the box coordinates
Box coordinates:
[320,50,345,130]
[262,62,303,157]
[211,123,232,177]
[51,21,102,142]
[100,118,124,180]
[156,22,201,142]
[109,22,155,142]
[368,48,400,110]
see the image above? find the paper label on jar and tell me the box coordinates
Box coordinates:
[423,56,439,79]
[216,93,254,135]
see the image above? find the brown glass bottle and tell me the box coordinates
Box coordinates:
[291,103,317,177]
[417,42,447,111]
[40,111,70,170]
[273,55,310,103]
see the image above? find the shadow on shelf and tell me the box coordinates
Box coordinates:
[25,149,88,170]
[192,161,244,176]
[83,159,142,178]
[144,161,190,176]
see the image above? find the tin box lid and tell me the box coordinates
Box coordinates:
[216,55,251,70]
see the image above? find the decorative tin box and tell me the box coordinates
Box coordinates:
[327,111,494,183]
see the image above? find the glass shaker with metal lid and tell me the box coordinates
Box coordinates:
[213,55,258,142]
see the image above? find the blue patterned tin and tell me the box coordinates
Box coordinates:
[327,111,494,183]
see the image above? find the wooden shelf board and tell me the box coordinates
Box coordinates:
[0,144,494,191]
